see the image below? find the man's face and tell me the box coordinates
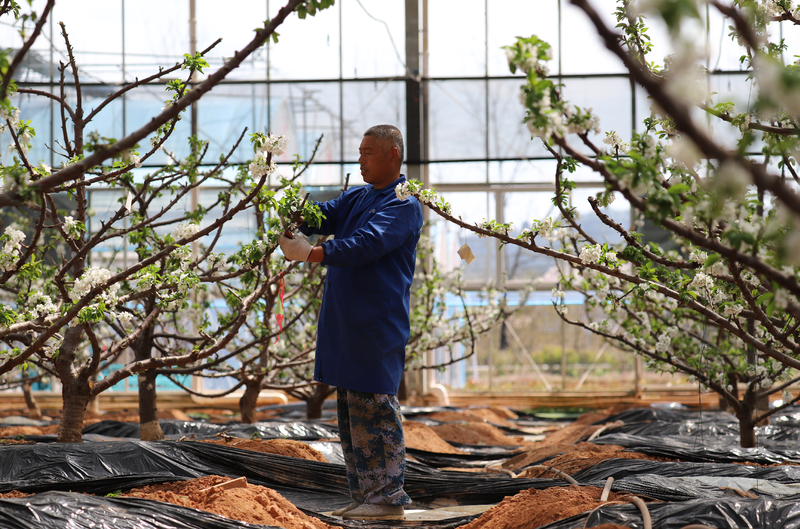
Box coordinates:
[359,135,398,189]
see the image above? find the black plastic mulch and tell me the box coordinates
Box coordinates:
[537,496,800,529]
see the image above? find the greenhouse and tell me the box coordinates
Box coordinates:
[1,0,800,528]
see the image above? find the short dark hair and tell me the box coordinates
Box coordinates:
[364,124,404,165]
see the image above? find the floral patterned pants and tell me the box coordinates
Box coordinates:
[336,388,412,506]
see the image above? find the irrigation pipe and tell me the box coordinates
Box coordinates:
[484,462,516,478]
[587,420,624,442]
[523,465,579,485]
[582,496,652,529]
[600,476,614,501]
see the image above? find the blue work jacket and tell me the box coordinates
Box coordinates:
[299,176,422,395]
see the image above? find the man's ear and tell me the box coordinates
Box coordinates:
[391,146,400,166]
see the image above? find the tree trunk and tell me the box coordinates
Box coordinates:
[306,383,332,420]
[138,369,163,441]
[739,417,757,448]
[22,379,42,420]
[135,296,163,441]
[239,377,264,424]
[54,326,91,443]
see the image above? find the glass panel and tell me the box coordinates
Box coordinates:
[708,73,753,151]
[270,1,340,80]
[572,187,630,245]
[342,80,406,165]
[488,159,559,184]
[124,0,190,81]
[709,7,748,73]
[341,0,405,78]
[503,192,559,281]
[7,87,55,167]
[560,0,626,75]
[196,0,268,81]
[488,0,559,77]
[267,82,342,164]
[560,76,632,154]
[52,0,123,83]
[429,191,495,283]
[428,162,486,184]
[489,79,552,160]
[125,84,193,165]
[428,0,485,77]
[197,84,266,165]
[428,80,487,161]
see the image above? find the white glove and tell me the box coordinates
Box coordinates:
[278,233,313,261]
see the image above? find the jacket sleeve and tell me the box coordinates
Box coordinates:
[321,198,422,268]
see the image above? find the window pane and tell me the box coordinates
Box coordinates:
[342,80,406,163]
[428,0,485,77]
[197,84,266,165]
[560,76,632,155]
[124,0,190,81]
[126,85,193,165]
[429,191,495,283]
[428,80,486,161]
[53,0,123,83]
[270,1,340,80]
[572,187,630,245]
[561,0,625,75]
[489,160,558,184]
[341,0,405,78]
[268,82,342,164]
[197,0,268,81]
[503,192,559,282]
[487,0,559,77]
[489,79,551,160]
[429,162,486,184]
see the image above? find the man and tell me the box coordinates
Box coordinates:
[278,124,422,520]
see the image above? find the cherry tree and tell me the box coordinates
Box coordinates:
[397,0,800,447]
[0,0,333,442]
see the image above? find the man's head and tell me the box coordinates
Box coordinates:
[359,124,404,189]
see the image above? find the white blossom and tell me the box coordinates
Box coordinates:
[579,244,602,265]
[173,222,200,241]
[690,249,708,265]
[775,289,790,310]
[655,333,672,353]
[0,226,25,272]
[258,133,288,156]
[395,181,412,201]
[690,271,714,290]
[70,266,115,302]
[63,216,78,240]
[248,151,278,178]
[723,303,743,318]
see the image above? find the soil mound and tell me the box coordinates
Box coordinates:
[0,491,32,498]
[461,408,515,427]
[403,421,465,454]
[201,439,328,462]
[0,425,59,437]
[124,475,333,529]
[501,442,626,471]
[517,450,677,477]
[425,410,490,424]
[432,422,526,447]
[459,485,621,529]
[538,421,621,446]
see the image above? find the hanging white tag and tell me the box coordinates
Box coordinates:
[125,190,133,213]
[458,243,475,265]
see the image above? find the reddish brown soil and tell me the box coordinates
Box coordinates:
[200,439,328,462]
[0,425,59,436]
[459,486,622,529]
[124,475,333,529]
[501,442,627,471]
[460,408,515,427]
[537,421,620,446]
[431,422,529,447]
[403,421,465,454]
[425,410,493,424]
[517,450,677,478]
[0,491,32,498]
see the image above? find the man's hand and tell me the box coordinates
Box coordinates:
[278,233,313,261]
